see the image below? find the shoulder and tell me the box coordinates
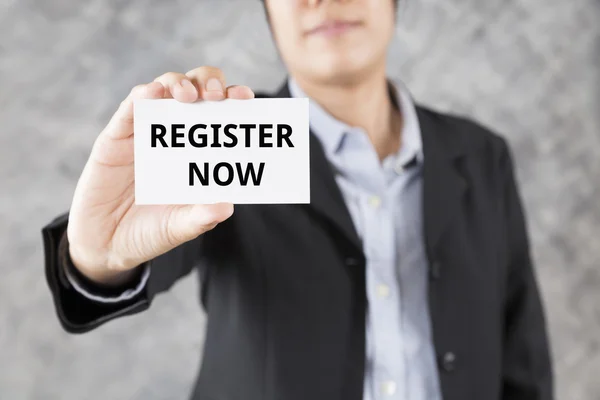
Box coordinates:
[416,104,513,169]
[417,104,509,153]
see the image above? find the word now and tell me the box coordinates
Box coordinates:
[189,162,265,186]
[151,123,295,149]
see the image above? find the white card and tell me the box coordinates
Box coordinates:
[133,98,310,205]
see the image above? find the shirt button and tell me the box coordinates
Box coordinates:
[381,380,397,396]
[368,195,381,209]
[376,284,390,298]
[441,352,457,372]
[394,162,405,175]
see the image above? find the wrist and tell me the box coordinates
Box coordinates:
[67,241,142,288]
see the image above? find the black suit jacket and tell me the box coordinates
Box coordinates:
[42,83,553,400]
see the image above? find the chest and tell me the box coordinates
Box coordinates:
[233,175,504,313]
[201,162,508,400]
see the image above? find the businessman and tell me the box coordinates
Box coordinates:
[42,0,554,399]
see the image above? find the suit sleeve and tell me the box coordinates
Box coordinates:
[498,140,554,400]
[42,212,205,334]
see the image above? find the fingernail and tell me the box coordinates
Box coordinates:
[171,81,183,92]
[180,79,196,92]
[205,78,223,92]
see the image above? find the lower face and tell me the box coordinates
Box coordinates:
[267,0,397,85]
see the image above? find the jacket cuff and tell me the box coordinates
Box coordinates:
[42,213,151,334]
[59,234,151,303]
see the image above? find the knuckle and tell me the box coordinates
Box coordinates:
[186,65,225,80]
[132,83,146,92]
[204,66,224,76]
[130,84,145,95]
[154,71,184,83]
[124,84,147,102]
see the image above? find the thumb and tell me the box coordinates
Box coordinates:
[167,203,234,244]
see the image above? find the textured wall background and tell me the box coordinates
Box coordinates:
[1,0,599,399]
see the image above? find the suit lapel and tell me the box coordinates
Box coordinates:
[270,82,470,257]
[417,106,469,259]
[273,81,363,253]
[307,128,363,251]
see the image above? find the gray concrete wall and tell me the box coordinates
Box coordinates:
[1,0,599,399]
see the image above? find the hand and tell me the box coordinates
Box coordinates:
[67,67,254,285]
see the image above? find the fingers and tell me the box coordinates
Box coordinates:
[103,81,165,140]
[226,85,255,99]
[191,202,235,228]
[102,68,254,141]
[153,72,199,102]
[185,66,227,101]
[167,203,235,245]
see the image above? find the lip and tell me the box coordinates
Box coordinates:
[305,19,362,37]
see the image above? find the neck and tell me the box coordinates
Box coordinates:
[293,67,403,161]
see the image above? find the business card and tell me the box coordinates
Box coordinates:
[133,98,310,204]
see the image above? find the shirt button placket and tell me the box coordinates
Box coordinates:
[366,194,382,257]
[368,195,382,209]
[381,380,397,396]
[376,283,390,298]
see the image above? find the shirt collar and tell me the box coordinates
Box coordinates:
[287,77,424,168]
[288,78,348,156]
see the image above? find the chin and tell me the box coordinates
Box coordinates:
[307,53,377,85]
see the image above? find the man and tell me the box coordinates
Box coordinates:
[42,0,554,399]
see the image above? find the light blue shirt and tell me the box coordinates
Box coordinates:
[289,78,442,400]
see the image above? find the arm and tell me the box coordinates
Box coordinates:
[42,67,253,334]
[42,212,202,334]
[499,140,554,400]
